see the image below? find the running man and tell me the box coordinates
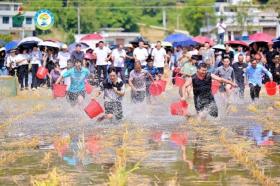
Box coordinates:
[56,60,90,106]
[232,54,247,98]
[246,59,273,101]
[214,57,234,100]
[181,63,237,119]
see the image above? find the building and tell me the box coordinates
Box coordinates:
[201,0,280,41]
[0,2,36,37]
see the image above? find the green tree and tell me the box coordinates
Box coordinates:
[181,0,216,36]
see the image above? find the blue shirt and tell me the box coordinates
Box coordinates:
[246,64,272,86]
[62,67,89,93]
[144,65,158,79]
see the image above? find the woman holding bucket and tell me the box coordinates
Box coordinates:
[96,67,125,122]
[55,60,89,106]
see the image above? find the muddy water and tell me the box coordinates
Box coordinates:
[0,87,280,185]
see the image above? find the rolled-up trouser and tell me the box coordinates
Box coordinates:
[104,101,123,120]
[131,90,145,103]
[249,84,261,101]
[194,95,218,117]
[236,80,245,98]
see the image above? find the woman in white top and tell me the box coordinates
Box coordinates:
[6,49,18,76]
[16,49,30,90]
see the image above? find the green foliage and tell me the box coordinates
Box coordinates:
[0,34,13,43]
[181,0,216,36]
[66,32,75,45]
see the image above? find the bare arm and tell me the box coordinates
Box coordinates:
[211,74,237,87]
[128,77,136,91]
[181,78,192,100]
[55,75,63,84]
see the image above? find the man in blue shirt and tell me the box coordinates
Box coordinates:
[246,59,273,101]
[56,60,90,106]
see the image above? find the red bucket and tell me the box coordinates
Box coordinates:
[149,82,163,96]
[170,101,188,116]
[265,81,277,96]
[84,99,104,119]
[85,81,93,94]
[53,84,67,98]
[211,80,220,95]
[175,76,185,87]
[170,132,188,145]
[157,80,167,91]
[36,66,48,79]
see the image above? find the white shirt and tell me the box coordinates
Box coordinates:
[216,22,226,34]
[6,55,17,68]
[30,51,42,65]
[152,47,166,68]
[16,54,29,66]
[187,49,198,57]
[94,47,111,66]
[57,51,70,69]
[62,69,71,91]
[112,48,126,68]
[133,47,148,66]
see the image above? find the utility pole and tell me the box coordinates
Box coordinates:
[206,12,209,37]
[162,8,166,29]
[176,14,180,30]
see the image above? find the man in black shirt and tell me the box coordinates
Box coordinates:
[264,42,279,72]
[232,54,248,98]
[222,44,234,64]
[181,63,236,120]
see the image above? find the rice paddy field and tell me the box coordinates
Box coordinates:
[0,82,280,186]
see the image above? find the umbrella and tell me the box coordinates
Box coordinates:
[0,47,5,52]
[68,42,89,53]
[272,37,280,48]
[5,40,19,51]
[212,44,226,50]
[164,33,197,47]
[249,32,273,43]
[80,33,103,41]
[164,33,189,43]
[225,40,249,48]
[18,37,42,46]
[193,36,214,46]
[0,40,5,46]
[161,41,172,47]
[38,41,59,48]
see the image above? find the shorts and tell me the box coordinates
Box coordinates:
[104,101,123,120]
[66,90,85,106]
[194,95,218,117]
[131,90,145,103]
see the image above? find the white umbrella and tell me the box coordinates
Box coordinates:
[212,44,226,50]
[38,41,59,48]
[18,37,43,47]
[161,41,172,47]
[0,47,5,52]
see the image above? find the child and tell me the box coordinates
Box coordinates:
[144,60,159,103]
[49,63,61,88]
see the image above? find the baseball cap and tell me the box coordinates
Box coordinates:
[62,44,68,49]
